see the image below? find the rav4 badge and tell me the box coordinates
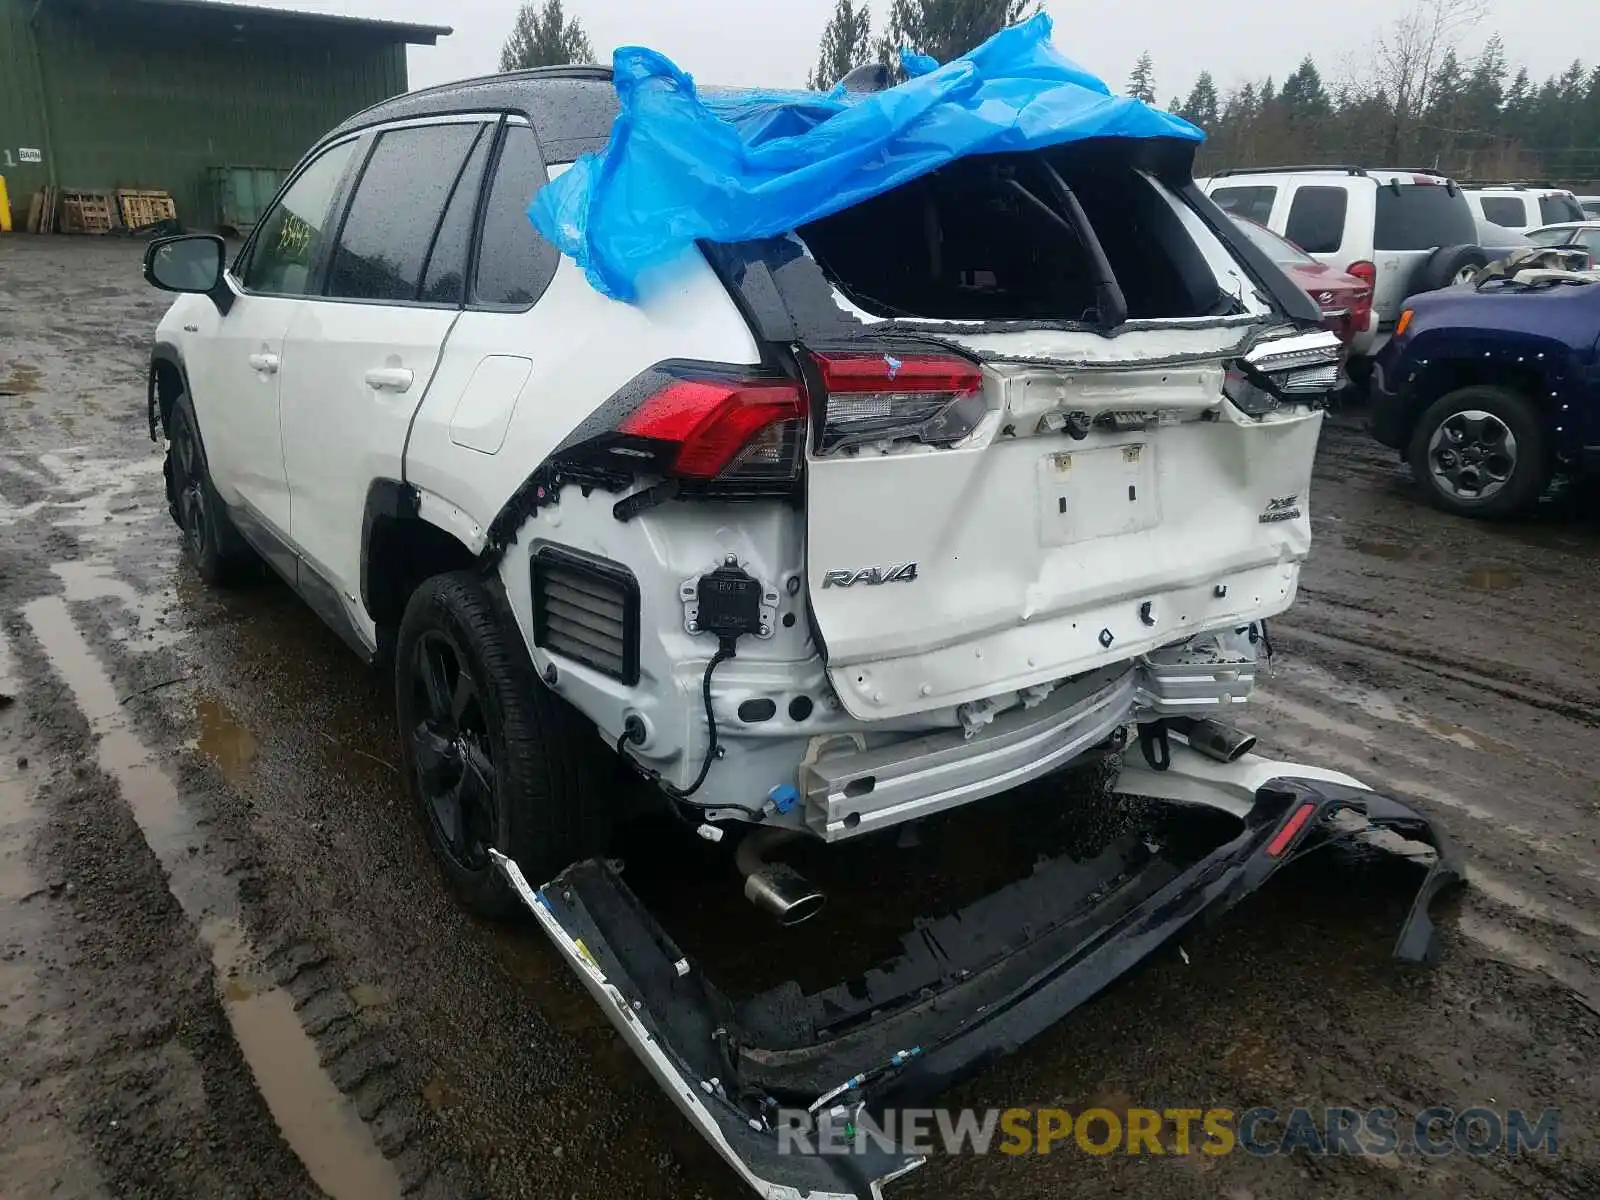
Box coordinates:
[821,563,919,588]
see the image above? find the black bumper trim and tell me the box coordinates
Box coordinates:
[499,777,1462,1198]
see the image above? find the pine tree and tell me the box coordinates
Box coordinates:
[1278,58,1330,124]
[1126,52,1157,105]
[809,0,874,90]
[499,0,594,72]
[1179,71,1220,129]
[875,0,1036,72]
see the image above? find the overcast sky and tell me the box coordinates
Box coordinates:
[274,0,1569,100]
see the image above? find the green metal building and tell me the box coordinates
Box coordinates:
[0,0,449,229]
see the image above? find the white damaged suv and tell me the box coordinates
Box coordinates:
[144,65,1458,1199]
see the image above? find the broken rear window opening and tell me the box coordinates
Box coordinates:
[798,144,1235,326]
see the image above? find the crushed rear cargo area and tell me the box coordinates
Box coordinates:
[496,742,1461,1199]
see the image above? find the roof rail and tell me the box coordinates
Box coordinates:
[1210,164,1367,178]
[1458,178,1565,190]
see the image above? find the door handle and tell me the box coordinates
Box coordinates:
[247,352,279,374]
[364,367,415,393]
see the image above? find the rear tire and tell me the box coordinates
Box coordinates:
[395,571,615,919]
[164,394,255,586]
[1406,385,1549,518]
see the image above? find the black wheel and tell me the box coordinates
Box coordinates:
[395,571,614,919]
[165,394,254,585]
[1408,245,1488,296]
[1407,385,1550,518]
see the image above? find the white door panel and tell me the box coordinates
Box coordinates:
[187,284,297,535]
[279,302,458,603]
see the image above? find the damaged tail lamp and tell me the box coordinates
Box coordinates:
[1224,337,1343,416]
[809,351,986,453]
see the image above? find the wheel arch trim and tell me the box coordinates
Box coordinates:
[147,342,193,442]
[360,479,487,629]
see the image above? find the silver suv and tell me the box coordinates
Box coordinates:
[1200,166,1487,368]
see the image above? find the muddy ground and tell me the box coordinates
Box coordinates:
[2,235,1598,1200]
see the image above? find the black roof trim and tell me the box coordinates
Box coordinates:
[323,68,619,154]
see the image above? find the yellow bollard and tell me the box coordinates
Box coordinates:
[0,175,11,232]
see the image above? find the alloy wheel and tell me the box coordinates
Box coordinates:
[173,419,209,558]
[409,629,498,870]
[1427,409,1517,502]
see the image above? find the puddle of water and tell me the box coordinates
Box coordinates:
[22,595,399,1200]
[1462,566,1519,591]
[1347,537,1416,562]
[195,694,257,786]
[53,561,183,653]
[0,361,42,394]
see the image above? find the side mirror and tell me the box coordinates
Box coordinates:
[144,234,226,295]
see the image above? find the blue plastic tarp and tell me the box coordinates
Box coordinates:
[530,13,1203,302]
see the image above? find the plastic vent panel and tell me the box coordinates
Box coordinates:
[531,545,641,685]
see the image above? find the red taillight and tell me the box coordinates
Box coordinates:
[1347,260,1376,287]
[1265,802,1318,858]
[809,351,985,455]
[619,377,805,482]
[813,353,983,395]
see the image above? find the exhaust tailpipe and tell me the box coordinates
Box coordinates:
[736,828,826,926]
[1169,716,1257,764]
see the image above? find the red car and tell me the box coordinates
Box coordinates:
[1231,217,1374,347]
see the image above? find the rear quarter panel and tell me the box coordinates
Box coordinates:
[402,247,762,542]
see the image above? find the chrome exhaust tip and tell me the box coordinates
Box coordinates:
[1175,717,1257,764]
[736,827,826,926]
[742,864,827,926]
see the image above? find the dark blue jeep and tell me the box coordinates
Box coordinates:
[1368,272,1600,517]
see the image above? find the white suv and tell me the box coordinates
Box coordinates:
[142,68,1459,1199]
[1200,166,1487,367]
[1465,183,1586,233]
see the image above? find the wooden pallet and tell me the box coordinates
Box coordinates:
[58,190,114,234]
[26,186,58,234]
[117,188,177,229]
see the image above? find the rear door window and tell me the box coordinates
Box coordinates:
[419,130,493,305]
[326,122,484,303]
[472,124,560,308]
[1478,196,1525,227]
[1540,194,1585,224]
[1210,185,1277,225]
[1284,186,1347,253]
[1375,185,1479,250]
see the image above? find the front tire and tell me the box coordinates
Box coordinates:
[1407,385,1550,518]
[395,571,615,919]
[165,394,254,585]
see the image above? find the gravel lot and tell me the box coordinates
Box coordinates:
[2,234,1598,1200]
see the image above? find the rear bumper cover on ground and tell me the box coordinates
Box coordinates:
[492,742,1462,1199]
